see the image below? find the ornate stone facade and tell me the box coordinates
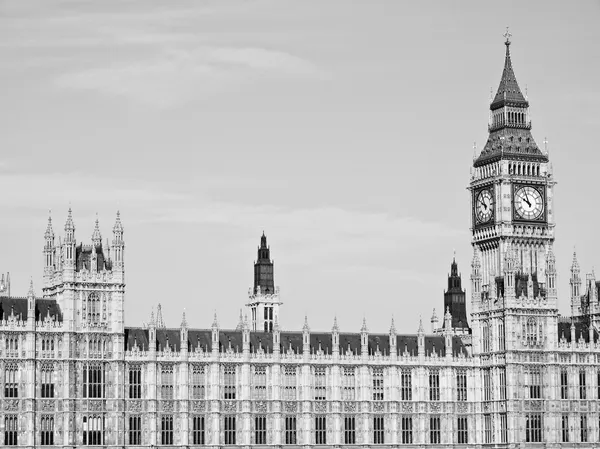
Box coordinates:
[0,36,599,448]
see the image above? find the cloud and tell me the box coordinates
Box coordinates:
[54,46,327,107]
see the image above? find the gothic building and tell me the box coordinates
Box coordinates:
[1,35,599,448]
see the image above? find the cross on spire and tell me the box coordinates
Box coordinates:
[504,27,512,45]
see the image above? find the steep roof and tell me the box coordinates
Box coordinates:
[491,40,528,109]
[0,296,62,322]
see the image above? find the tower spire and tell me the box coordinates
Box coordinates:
[92,213,102,246]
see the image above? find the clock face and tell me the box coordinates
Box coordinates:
[514,186,544,220]
[475,189,494,223]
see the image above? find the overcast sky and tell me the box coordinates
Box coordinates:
[1,0,599,333]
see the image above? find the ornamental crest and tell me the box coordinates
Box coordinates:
[128,401,142,412]
[401,402,413,413]
[192,401,205,413]
[255,401,267,413]
[89,401,103,412]
[344,401,356,413]
[284,401,297,413]
[162,401,174,412]
[456,402,468,413]
[373,402,384,413]
[314,401,326,413]
[222,401,236,413]
[430,402,441,413]
[4,400,18,411]
[41,400,55,412]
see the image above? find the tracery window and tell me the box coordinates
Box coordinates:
[315,416,326,445]
[40,415,54,445]
[86,292,101,323]
[129,416,141,445]
[483,368,492,401]
[527,367,542,399]
[343,367,355,401]
[344,416,356,444]
[161,415,173,445]
[457,416,468,444]
[400,416,412,444]
[498,319,505,351]
[372,367,384,400]
[41,364,55,398]
[525,413,542,442]
[129,364,142,399]
[253,365,266,400]
[373,416,384,444]
[401,369,412,400]
[484,414,492,443]
[192,416,205,445]
[524,317,540,346]
[500,413,508,443]
[456,370,467,401]
[560,369,568,399]
[41,336,54,356]
[254,415,267,445]
[283,365,296,400]
[579,369,586,399]
[429,370,440,401]
[161,364,174,400]
[5,335,18,356]
[83,363,105,399]
[314,367,327,400]
[482,321,491,352]
[191,365,206,400]
[499,368,507,400]
[4,364,18,398]
[224,416,236,445]
[580,415,588,442]
[429,415,441,444]
[83,415,104,445]
[561,415,569,442]
[224,365,236,400]
[4,415,17,445]
[285,416,297,445]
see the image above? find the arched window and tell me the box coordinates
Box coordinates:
[526,318,538,346]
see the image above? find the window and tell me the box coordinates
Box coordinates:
[264,306,273,332]
[483,369,492,401]
[161,365,174,400]
[254,415,267,444]
[579,369,586,399]
[500,413,507,443]
[83,415,104,445]
[561,415,569,443]
[372,368,384,400]
[285,416,297,445]
[41,364,55,398]
[343,367,355,401]
[373,416,384,444]
[41,337,54,356]
[83,363,105,399]
[527,367,541,399]
[4,364,18,397]
[192,416,205,445]
[560,369,568,399]
[344,416,356,444]
[499,368,507,400]
[40,416,54,445]
[129,365,142,399]
[525,414,542,443]
[429,416,441,444]
[597,370,600,399]
[525,318,539,346]
[314,367,326,400]
[224,416,236,445]
[161,415,173,445]
[498,318,505,351]
[580,415,588,443]
[457,416,468,444]
[283,365,296,400]
[5,336,18,356]
[224,365,236,400]
[191,365,206,400]
[4,416,17,445]
[456,370,467,401]
[315,416,326,445]
[401,370,412,401]
[429,370,440,401]
[86,292,101,323]
[253,365,267,400]
[129,416,141,445]
[482,320,490,352]
[484,414,492,443]
[401,416,412,444]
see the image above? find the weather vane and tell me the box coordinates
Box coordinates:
[504,27,512,45]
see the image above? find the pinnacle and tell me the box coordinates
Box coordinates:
[27,279,35,298]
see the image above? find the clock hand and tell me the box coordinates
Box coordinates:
[523,190,532,207]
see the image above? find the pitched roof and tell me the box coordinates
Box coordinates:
[491,42,528,109]
[0,296,62,322]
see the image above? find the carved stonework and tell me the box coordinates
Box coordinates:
[89,401,103,412]
[255,400,267,413]
[456,402,468,413]
[373,402,384,413]
[41,400,55,412]
[4,400,18,411]
[430,402,441,413]
[344,401,356,413]
[128,401,142,412]
[314,401,326,413]
[162,401,174,412]
[284,401,297,413]
[192,401,206,413]
[401,402,413,413]
[222,401,236,413]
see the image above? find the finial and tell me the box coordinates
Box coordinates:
[431,308,438,322]
[27,279,35,298]
[472,142,478,160]
[361,317,368,333]
[418,316,424,334]
[332,315,339,332]
[389,316,396,334]
[543,137,548,155]
[156,303,165,328]
[525,84,528,100]
[113,210,123,232]
[181,310,187,328]
[302,315,310,332]
[504,27,512,45]
[212,312,219,329]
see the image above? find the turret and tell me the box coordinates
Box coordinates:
[302,316,310,358]
[331,316,339,357]
[570,250,582,316]
[180,311,188,354]
[360,318,368,357]
[91,214,102,247]
[64,207,76,266]
[27,280,35,329]
[389,318,397,360]
[471,248,482,298]
[417,318,425,357]
[43,213,55,279]
[431,308,439,333]
[112,211,125,270]
[545,246,557,301]
[0,272,10,298]
[211,313,219,355]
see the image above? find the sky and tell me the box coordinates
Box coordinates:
[1,0,599,334]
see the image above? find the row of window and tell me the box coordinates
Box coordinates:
[561,414,594,443]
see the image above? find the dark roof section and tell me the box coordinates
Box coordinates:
[475,128,546,167]
[0,297,62,322]
[123,327,470,358]
[76,243,112,272]
[558,321,600,344]
[491,41,529,109]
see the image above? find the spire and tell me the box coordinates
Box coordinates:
[27,279,35,299]
[417,316,424,334]
[91,213,102,246]
[389,317,396,335]
[156,303,165,328]
[44,211,54,241]
[181,310,188,328]
[211,312,219,329]
[302,315,310,333]
[360,317,368,333]
[113,210,123,233]
[571,248,580,272]
[332,316,339,333]
[64,207,75,232]
[254,231,274,294]
[236,309,244,331]
[491,28,528,108]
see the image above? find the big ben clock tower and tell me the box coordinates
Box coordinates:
[469,30,556,305]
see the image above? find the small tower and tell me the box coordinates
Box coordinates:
[43,213,55,283]
[389,318,397,360]
[0,272,10,298]
[545,246,557,302]
[302,316,310,357]
[211,313,219,355]
[444,255,470,332]
[431,308,439,333]
[417,318,425,357]
[91,214,102,247]
[112,211,125,271]
[64,207,76,268]
[246,232,282,332]
[180,311,188,353]
[332,316,340,357]
[360,318,368,357]
[570,250,582,316]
